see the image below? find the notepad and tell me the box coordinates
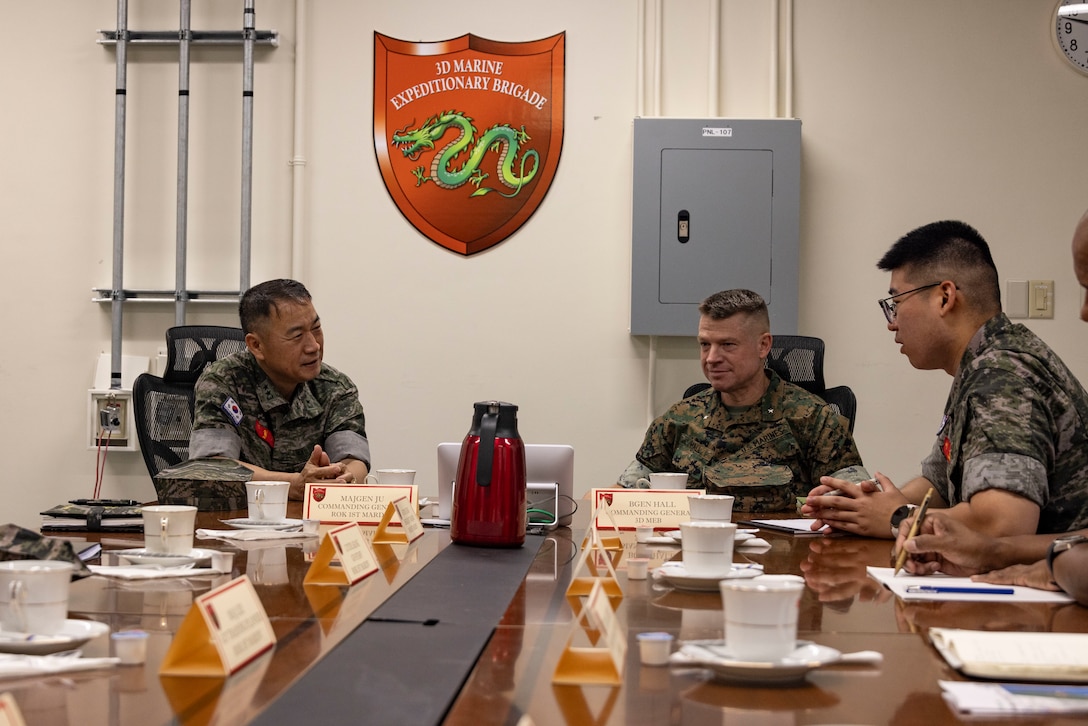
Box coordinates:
[867,567,1073,603]
[930,628,1088,682]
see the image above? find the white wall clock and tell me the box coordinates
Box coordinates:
[1054,1,1088,75]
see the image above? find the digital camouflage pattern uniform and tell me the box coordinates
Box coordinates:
[190,350,370,476]
[154,458,254,510]
[0,524,92,578]
[619,370,862,512]
[920,313,1088,534]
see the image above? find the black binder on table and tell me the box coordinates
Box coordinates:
[40,501,144,533]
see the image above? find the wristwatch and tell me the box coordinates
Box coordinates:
[890,504,917,537]
[1046,533,1088,579]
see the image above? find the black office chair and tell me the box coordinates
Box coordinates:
[822,385,858,433]
[766,335,825,395]
[133,326,246,478]
[679,334,857,430]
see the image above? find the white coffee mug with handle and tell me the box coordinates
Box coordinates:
[246,481,289,522]
[364,469,416,485]
[0,560,74,635]
[141,505,197,555]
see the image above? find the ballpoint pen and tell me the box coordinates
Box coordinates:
[893,487,934,575]
[906,585,1015,595]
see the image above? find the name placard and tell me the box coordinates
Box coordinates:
[304,522,380,586]
[329,523,380,584]
[304,483,418,524]
[586,578,627,676]
[591,487,704,530]
[0,694,27,726]
[373,497,425,544]
[160,575,275,677]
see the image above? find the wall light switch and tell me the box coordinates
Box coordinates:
[1007,280,1029,318]
[1028,280,1054,319]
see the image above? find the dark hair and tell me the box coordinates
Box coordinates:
[877,220,1001,313]
[239,279,312,334]
[698,289,770,331]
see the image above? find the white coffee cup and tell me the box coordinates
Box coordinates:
[688,494,735,523]
[636,632,674,666]
[720,574,805,661]
[679,521,736,577]
[635,472,689,489]
[246,481,289,522]
[0,560,74,635]
[627,557,650,580]
[364,468,416,485]
[142,505,197,555]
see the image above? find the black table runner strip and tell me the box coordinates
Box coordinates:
[252,534,545,726]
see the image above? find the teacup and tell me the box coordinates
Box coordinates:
[142,505,197,555]
[688,494,735,523]
[720,574,805,661]
[0,560,74,635]
[635,472,689,489]
[679,521,736,577]
[246,481,289,522]
[364,469,416,485]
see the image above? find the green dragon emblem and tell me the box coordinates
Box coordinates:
[391,110,540,198]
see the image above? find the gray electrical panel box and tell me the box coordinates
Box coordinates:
[630,118,801,336]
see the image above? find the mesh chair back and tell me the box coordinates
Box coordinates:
[822,385,858,433]
[133,325,245,479]
[133,374,196,477]
[766,335,825,394]
[163,326,246,385]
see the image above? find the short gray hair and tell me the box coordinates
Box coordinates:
[698,289,770,330]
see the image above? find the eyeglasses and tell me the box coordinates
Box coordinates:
[877,282,941,324]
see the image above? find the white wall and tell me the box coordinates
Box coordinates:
[3,0,1087,529]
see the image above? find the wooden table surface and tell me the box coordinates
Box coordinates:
[13,508,1088,725]
[443,520,1088,726]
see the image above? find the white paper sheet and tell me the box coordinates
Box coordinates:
[867,567,1073,603]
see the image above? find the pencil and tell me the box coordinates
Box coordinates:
[893,487,934,576]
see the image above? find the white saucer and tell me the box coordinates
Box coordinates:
[641,536,682,545]
[0,619,110,656]
[665,529,756,543]
[112,547,216,567]
[670,641,881,684]
[221,518,303,531]
[655,562,763,591]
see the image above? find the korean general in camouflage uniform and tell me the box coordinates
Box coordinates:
[618,370,862,512]
[190,349,370,476]
[921,312,1088,534]
[189,280,370,495]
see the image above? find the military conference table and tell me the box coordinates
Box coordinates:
[17,505,1088,725]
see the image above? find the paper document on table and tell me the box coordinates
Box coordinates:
[930,630,1088,683]
[867,567,1073,603]
[940,680,1088,715]
[736,518,829,536]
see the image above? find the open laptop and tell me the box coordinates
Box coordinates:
[433,442,575,529]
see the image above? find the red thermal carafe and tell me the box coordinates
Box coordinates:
[451,401,526,547]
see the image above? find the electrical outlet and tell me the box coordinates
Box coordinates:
[98,399,125,434]
[88,390,135,450]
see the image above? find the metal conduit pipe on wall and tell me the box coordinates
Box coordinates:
[240,0,255,294]
[99,0,271,376]
[109,0,129,391]
[175,0,192,325]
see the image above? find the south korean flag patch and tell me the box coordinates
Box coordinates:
[221,397,244,426]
